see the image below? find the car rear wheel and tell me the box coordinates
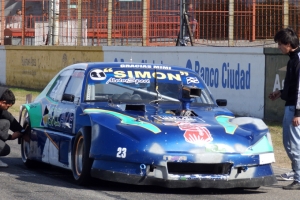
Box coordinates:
[71,130,93,185]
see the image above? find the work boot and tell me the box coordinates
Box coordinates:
[0,159,8,168]
[283,181,300,190]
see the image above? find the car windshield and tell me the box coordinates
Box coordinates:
[85,67,215,105]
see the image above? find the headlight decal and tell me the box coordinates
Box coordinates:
[242,135,274,155]
[84,108,161,134]
[215,115,237,135]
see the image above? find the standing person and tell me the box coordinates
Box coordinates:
[0,87,27,167]
[269,27,300,190]
[27,13,35,28]
[184,3,197,42]
[43,12,48,21]
[187,3,197,35]
[11,9,22,24]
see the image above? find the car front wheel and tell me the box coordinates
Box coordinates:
[71,129,93,185]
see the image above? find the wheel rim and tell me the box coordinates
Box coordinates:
[21,139,30,163]
[75,135,84,176]
[20,112,30,163]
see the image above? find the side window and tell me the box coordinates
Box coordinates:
[64,70,85,102]
[47,70,73,101]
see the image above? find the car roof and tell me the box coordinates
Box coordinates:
[64,62,193,73]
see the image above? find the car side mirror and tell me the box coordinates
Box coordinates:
[62,94,75,102]
[216,99,227,106]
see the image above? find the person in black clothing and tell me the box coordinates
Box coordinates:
[27,13,35,28]
[0,87,27,167]
[269,27,300,190]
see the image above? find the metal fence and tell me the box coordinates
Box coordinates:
[0,0,299,47]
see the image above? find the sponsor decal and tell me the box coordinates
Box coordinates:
[72,71,84,78]
[113,70,182,81]
[41,106,49,126]
[90,69,106,80]
[106,77,150,84]
[120,64,172,70]
[186,77,199,84]
[205,144,234,153]
[178,123,213,145]
[120,64,152,69]
[163,155,187,161]
[175,174,229,181]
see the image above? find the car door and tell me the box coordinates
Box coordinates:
[41,69,74,165]
[45,69,74,131]
[48,69,84,166]
[53,69,85,134]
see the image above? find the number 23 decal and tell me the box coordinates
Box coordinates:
[116,147,127,158]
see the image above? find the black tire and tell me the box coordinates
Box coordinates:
[20,117,36,168]
[71,129,93,185]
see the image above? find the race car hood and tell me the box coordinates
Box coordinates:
[83,106,272,155]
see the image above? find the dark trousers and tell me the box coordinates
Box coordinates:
[0,119,11,157]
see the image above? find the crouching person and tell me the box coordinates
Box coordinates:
[0,87,27,167]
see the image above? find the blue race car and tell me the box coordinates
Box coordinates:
[19,62,276,188]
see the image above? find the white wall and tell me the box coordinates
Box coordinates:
[103,46,265,118]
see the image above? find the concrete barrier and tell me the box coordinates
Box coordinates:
[5,46,104,89]
[264,48,288,121]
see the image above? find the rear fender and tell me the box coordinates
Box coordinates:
[19,103,42,128]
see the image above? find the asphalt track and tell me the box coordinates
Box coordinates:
[1,140,300,200]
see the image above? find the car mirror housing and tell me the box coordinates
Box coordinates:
[181,86,201,99]
[216,99,227,106]
[62,94,75,102]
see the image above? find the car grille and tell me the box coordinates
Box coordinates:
[167,162,233,175]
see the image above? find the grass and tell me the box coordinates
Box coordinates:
[7,87,289,169]
[9,88,41,117]
[265,120,291,169]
